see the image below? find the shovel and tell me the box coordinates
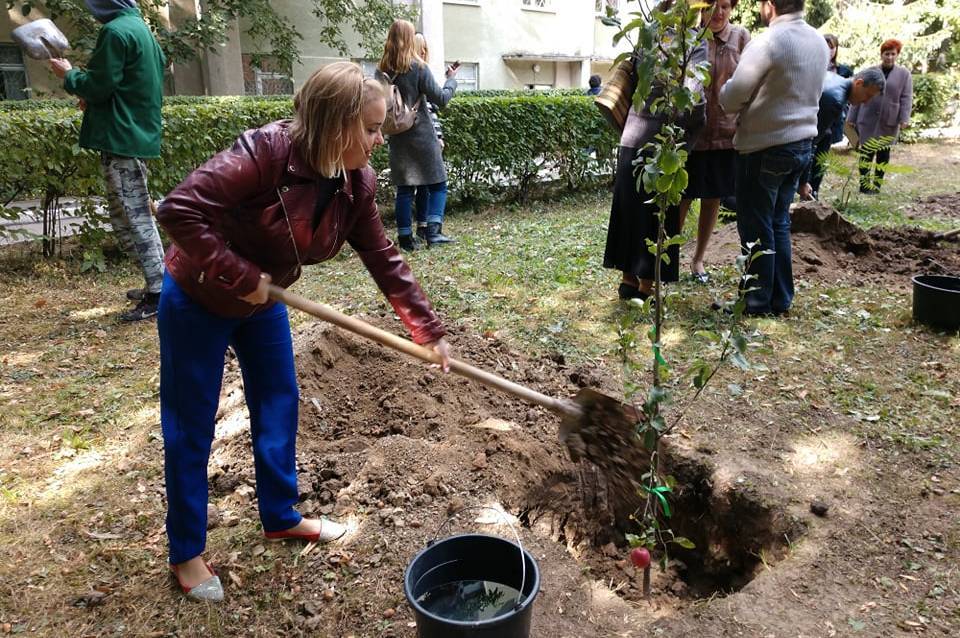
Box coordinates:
[269,286,647,471]
[933,228,960,242]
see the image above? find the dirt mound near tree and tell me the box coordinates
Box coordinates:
[710,200,960,289]
[789,201,872,255]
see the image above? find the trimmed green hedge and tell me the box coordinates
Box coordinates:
[0,94,294,111]
[440,95,616,203]
[0,89,586,111]
[0,94,617,216]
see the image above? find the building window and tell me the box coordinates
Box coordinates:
[447,61,478,91]
[0,44,29,101]
[242,55,293,96]
[358,59,380,78]
[595,0,620,14]
[521,0,553,11]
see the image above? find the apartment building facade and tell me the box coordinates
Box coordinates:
[260,0,630,94]
[1,0,631,100]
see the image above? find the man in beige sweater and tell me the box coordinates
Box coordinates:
[719,0,829,316]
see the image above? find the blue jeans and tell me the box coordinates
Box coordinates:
[415,186,429,226]
[158,273,301,564]
[735,139,812,314]
[395,182,447,236]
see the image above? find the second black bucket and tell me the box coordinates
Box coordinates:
[912,274,960,331]
[404,533,540,638]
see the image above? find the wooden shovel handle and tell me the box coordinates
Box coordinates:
[269,286,579,419]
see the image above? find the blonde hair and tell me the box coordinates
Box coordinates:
[378,19,417,75]
[414,32,429,64]
[290,61,384,177]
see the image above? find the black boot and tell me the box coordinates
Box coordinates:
[398,234,422,251]
[425,222,454,246]
[416,224,428,241]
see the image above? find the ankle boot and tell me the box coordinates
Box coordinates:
[398,234,421,251]
[416,224,428,241]
[425,222,454,245]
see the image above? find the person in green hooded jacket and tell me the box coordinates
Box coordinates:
[50,0,166,322]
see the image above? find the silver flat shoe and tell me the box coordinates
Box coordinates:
[172,562,224,603]
[184,575,224,602]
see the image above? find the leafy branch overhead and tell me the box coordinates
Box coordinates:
[9,0,414,71]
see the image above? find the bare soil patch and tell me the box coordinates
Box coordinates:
[902,192,960,223]
[709,201,960,290]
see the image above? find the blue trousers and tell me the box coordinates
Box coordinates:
[735,139,812,315]
[396,182,447,236]
[415,186,429,226]
[158,273,301,564]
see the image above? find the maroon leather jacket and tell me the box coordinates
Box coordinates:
[156,121,445,345]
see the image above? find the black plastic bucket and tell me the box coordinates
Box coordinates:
[404,533,540,638]
[912,275,960,331]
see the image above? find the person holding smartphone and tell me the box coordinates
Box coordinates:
[377,20,459,250]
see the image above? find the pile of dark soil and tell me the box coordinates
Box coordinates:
[710,201,960,289]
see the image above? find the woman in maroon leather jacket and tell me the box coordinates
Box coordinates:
[155,61,451,602]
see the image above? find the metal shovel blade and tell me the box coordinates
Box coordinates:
[559,387,648,467]
[560,388,651,521]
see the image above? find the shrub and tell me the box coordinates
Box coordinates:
[439,95,618,204]
[0,98,76,111]
[910,73,952,129]
[0,93,618,248]
[0,89,582,111]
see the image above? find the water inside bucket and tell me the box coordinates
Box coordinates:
[416,579,521,622]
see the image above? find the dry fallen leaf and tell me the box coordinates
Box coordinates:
[86,531,123,541]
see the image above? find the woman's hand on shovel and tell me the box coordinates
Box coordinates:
[240,273,271,305]
[424,338,451,373]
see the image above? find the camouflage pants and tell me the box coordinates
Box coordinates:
[101,152,165,294]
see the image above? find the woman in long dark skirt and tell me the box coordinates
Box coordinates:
[605,145,682,301]
[603,41,707,301]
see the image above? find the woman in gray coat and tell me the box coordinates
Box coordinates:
[847,39,913,193]
[378,19,458,250]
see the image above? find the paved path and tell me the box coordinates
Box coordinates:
[0,199,97,246]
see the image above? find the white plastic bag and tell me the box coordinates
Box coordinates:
[11,19,70,60]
